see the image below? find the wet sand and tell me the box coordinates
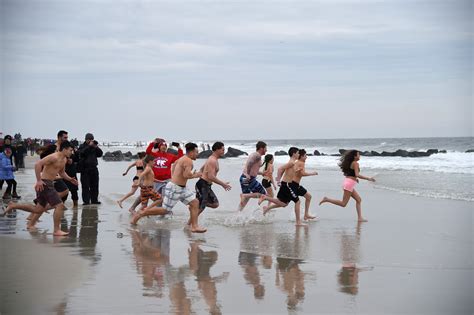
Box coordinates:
[0,156,472,314]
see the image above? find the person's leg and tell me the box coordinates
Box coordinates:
[262,200,287,215]
[129,196,141,213]
[11,179,20,198]
[188,199,207,233]
[117,184,138,208]
[130,205,169,225]
[265,187,274,206]
[90,168,100,203]
[319,190,352,207]
[350,189,367,222]
[52,203,68,236]
[81,170,91,204]
[3,179,13,197]
[303,192,316,220]
[294,200,305,226]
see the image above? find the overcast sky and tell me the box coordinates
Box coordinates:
[1,0,472,141]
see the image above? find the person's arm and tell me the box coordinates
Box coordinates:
[95,146,103,158]
[146,142,155,155]
[298,164,318,177]
[276,161,292,184]
[169,146,184,163]
[123,161,136,176]
[59,166,78,185]
[183,162,201,179]
[34,156,50,191]
[269,165,277,189]
[206,160,231,190]
[353,162,375,182]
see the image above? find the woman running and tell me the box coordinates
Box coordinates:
[260,154,277,206]
[117,152,146,211]
[319,150,375,222]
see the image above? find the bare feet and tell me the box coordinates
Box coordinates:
[130,213,142,225]
[117,200,123,208]
[358,218,368,222]
[304,214,317,221]
[295,221,307,227]
[191,226,207,233]
[258,195,266,205]
[2,201,15,216]
[319,197,328,206]
[53,230,69,236]
[27,225,38,232]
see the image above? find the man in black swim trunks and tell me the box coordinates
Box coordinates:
[195,142,231,214]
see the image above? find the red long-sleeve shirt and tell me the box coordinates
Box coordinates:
[146,142,184,181]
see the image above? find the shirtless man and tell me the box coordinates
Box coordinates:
[258,147,305,226]
[293,149,318,221]
[195,142,231,213]
[238,141,267,211]
[132,143,206,233]
[3,141,78,236]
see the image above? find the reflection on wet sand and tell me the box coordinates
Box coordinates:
[238,225,312,310]
[130,229,228,315]
[275,226,310,310]
[238,251,266,299]
[338,222,373,296]
[276,257,305,310]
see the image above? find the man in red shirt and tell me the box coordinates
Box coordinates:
[146,138,184,195]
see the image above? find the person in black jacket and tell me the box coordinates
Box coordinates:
[78,133,103,205]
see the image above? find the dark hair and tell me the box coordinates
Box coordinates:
[137,151,146,159]
[59,140,72,151]
[288,147,299,157]
[212,141,224,151]
[144,155,155,164]
[4,135,12,141]
[57,130,68,138]
[298,149,306,159]
[185,142,198,153]
[262,154,274,171]
[256,141,267,151]
[39,145,57,158]
[339,150,359,175]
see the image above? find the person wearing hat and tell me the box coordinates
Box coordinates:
[78,133,103,205]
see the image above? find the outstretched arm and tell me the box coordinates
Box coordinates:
[354,162,375,182]
[123,161,136,176]
[206,160,231,190]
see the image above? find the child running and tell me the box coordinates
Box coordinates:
[319,150,375,222]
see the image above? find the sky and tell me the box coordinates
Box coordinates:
[0,0,472,142]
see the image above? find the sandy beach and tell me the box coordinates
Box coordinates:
[0,156,472,314]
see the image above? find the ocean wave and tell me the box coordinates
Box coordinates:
[374,185,474,202]
[274,153,474,175]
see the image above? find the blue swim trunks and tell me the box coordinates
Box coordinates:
[240,174,267,195]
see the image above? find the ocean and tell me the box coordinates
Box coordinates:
[105,137,473,202]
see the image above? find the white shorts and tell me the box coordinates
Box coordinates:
[162,182,195,211]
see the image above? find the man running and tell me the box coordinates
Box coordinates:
[195,141,231,213]
[238,141,267,211]
[258,147,306,226]
[293,149,318,221]
[3,141,78,235]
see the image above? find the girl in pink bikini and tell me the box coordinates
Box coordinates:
[319,150,375,222]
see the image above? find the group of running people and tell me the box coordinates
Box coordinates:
[2,137,376,235]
